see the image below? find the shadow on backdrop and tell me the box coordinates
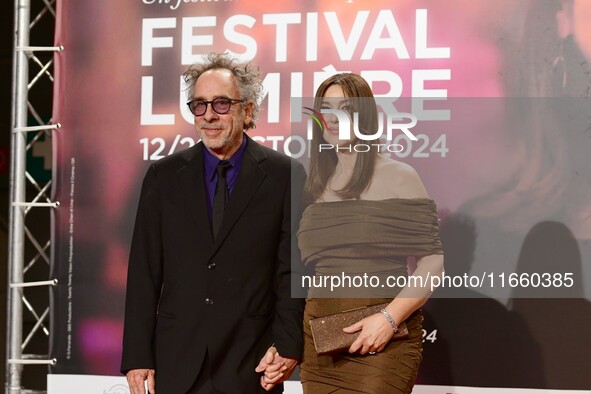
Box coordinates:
[419,213,545,387]
[510,221,591,389]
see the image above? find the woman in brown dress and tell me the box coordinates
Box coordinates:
[297,73,444,393]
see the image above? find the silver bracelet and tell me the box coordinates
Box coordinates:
[380,308,399,333]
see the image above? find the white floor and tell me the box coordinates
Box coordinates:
[47,374,591,394]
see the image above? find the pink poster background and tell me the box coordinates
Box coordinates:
[51,0,591,388]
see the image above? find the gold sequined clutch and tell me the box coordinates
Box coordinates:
[309,303,409,355]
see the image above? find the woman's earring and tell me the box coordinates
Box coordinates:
[551,40,567,93]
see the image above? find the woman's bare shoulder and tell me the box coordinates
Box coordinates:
[372,156,428,199]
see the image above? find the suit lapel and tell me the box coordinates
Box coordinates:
[210,136,267,253]
[176,143,215,245]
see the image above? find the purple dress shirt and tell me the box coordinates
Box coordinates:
[203,135,247,223]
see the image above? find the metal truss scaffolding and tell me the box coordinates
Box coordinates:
[7,0,60,393]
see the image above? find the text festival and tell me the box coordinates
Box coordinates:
[139,9,452,127]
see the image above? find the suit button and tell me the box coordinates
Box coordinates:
[205,298,213,305]
[208,261,216,270]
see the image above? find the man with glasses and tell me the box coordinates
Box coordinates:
[121,52,305,393]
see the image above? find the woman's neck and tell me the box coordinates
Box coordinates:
[327,150,358,191]
[334,150,358,173]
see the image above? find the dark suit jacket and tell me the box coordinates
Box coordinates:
[121,135,306,393]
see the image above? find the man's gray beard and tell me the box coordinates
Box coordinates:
[202,133,230,151]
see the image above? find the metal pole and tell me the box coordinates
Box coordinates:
[7,0,31,393]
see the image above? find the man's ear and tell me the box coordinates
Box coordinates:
[244,101,254,125]
[556,0,573,39]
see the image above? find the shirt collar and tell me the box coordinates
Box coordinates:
[204,134,247,181]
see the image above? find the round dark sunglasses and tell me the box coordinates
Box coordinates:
[187,97,244,116]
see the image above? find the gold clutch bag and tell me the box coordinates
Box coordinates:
[309,303,409,356]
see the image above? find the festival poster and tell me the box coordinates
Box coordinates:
[50,0,591,391]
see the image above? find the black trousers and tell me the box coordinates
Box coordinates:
[187,351,218,394]
[187,351,283,394]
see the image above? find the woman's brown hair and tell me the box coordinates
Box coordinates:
[305,73,380,202]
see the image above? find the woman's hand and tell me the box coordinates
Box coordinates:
[343,313,395,355]
[255,346,299,391]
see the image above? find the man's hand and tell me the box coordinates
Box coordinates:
[126,368,156,394]
[255,346,298,391]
